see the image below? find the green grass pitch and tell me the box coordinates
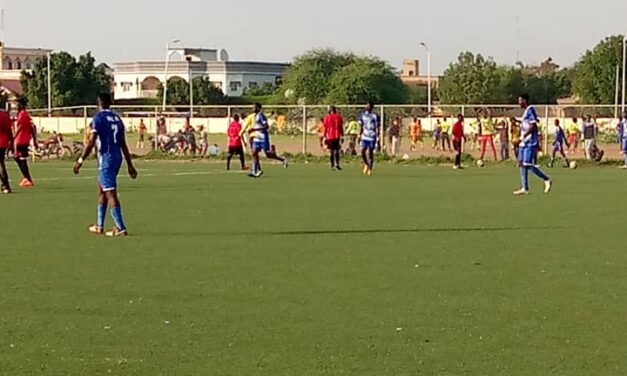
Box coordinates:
[0,161,625,375]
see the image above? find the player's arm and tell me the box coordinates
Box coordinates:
[73,131,97,174]
[120,136,138,179]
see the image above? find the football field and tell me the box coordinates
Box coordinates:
[0,160,626,375]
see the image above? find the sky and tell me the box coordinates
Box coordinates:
[3,0,627,74]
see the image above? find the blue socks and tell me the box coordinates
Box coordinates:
[520,167,529,191]
[110,206,127,231]
[97,204,107,228]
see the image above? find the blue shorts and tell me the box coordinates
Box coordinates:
[361,139,377,150]
[519,146,537,166]
[622,139,627,152]
[552,142,564,153]
[252,139,271,153]
[99,165,121,192]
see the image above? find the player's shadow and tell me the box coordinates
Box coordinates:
[267,226,563,236]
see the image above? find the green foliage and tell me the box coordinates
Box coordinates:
[20,52,110,108]
[439,52,574,104]
[325,57,408,104]
[157,77,226,106]
[280,49,406,105]
[573,35,624,104]
[243,82,278,97]
[406,85,429,105]
[279,49,356,104]
[438,52,502,104]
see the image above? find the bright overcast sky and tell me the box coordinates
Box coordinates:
[4,0,627,73]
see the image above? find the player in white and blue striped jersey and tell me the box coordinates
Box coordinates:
[358,102,379,176]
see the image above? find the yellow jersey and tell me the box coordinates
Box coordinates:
[240,113,255,137]
[481,118,494,136]
[440,120,451,133]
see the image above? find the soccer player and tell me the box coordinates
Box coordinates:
[479,110,497,161]
[431,120,441,150]
[226,115,246,171]
[323,105,344,170]
[359,102,379,176]
[247,103,288,178]
[514,94,552,195]
[14,98,37,187]
[452,114,466,170]
[549,119,570,168]
[73,93,138,237]
[409,117,423,151]
[0,100,13,194]
[581,115,603,161]
[619,111,627,169]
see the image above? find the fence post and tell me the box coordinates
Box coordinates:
[83,106,88,134]
[302,105,307,155]
[154,106,159,151]
[380,105,386,152]
[544,105,550,154]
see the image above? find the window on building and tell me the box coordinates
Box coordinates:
[7,61,13,70]
[121,82,133,92]
[275,76,283,86]
[229,81,242,92]
[248,82,258,89]
[15,61,22,70]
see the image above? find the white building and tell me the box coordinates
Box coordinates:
[113,48,288,100]
[0,42,51,99]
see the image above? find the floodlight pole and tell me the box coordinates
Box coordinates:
[47,52,52,117]
[622,35,626,114]
[162,39,180,112]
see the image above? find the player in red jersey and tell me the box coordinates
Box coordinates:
[14,98,37,187]
[323,105,344,171]
[0,99,13,194]
[226,114,247,171]
[452,114,466,170]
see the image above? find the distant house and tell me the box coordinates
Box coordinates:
[113,48,289,100]
[0,41,52,99]
[399,59,441,89]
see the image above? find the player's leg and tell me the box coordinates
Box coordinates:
[489,136,497,160]
[549,145,558,167]
[334,143,342,170]
[89,187,107,235]
[105,189,128,236]
[479,137,487,160]
[559,144,570,167]
[368,145,375,172]
[226,147,234,170]
[14,145,34,186]
[327,141,335,169]
[238,148,247,170]
[360,144,369,174]
[0,148,10,193]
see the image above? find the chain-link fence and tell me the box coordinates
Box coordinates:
[27,104,625,157]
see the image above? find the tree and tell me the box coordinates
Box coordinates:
[325,57,408,104]
[573,35,624,104]
[438,52,502,104]
[157,76,226,106]
[279,49,357,104]
[20,52,110,108]
[243,82,278,97]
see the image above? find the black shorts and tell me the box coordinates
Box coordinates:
[325,139,341,151]
[15,145,29,160]
[228,146,244,155]
[453,139,462,153]
[0,148,5,161]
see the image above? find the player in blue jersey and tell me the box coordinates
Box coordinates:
[513,94,552,195]
[548,119,570,168]
[247,103,288,178]
[358,102,379,176]
[73,93,138,237]
[619,111,627,170]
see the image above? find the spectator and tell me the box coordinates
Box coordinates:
[452,114,466,169]
[566,117,580,155]
[440,116,452,151]
[345,119,360,156]
[198,125,208,156]
[496,119,510,161]
[388,117,401,156]
[432,120,442,150]
[581,115,604,161]
[137,119,147,150]
[409,117,423,151]
[317,117,325,151]
[479,110,497,161]
[510,117,521,158]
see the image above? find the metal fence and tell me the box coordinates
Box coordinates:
[27,104,624,155]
